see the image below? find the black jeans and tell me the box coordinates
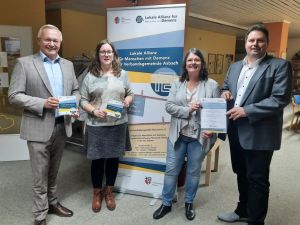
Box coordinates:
[228,122,273,225]
[91,158,119,188]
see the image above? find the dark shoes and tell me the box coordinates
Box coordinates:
[33,203,72,225]
[153,204,172,219]
[153,203,195,220]
[185,203,196,220]
[34,219,46,225]
[48,202,73,217]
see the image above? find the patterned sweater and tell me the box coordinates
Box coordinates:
[80,70,133,126]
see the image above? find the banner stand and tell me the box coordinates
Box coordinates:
[107,3,186,198]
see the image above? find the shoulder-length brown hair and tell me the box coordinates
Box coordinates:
[180,48,208,82]
[88,39,122,77]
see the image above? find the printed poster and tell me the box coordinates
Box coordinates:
[107,4,186,197]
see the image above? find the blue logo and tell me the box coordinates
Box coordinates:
[150,83,171,97]
[151,67,178,97]
[136,16,143,23]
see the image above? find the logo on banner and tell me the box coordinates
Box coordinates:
[145,177,152,185]
[114,16,120,24]
[151,83,171,97]
[151,67,177,97]
[136,16,143,23]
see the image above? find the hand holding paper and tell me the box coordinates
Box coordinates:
[201,131,213,139]
[45,97,59,109]
[105,100,124,118]
[93,108,107,119]
[58,96,78,116]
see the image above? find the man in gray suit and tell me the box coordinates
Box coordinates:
[8,24,80,225]
[217,24,292,225]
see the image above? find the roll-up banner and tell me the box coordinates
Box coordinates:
[107,4,186,198]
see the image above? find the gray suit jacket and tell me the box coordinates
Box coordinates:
[8,53,80,142]
[223,55,292,150]
[166,78,221,153]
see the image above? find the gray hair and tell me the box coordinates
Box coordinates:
[37,24,63,41]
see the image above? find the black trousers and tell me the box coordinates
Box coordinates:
[228,122,273,225]
[91,158,119,188]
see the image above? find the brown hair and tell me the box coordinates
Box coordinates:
[88,39,121,77]
[245,24,269,43]
[180,48,208,82]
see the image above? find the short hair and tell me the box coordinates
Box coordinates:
[245,24,269,43]
[89,39,122,77]
[180,48,208,82]
[37,24,63,42]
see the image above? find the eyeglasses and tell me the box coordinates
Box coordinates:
[99,51,114,56]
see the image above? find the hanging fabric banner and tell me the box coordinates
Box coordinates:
[107,3,186,197]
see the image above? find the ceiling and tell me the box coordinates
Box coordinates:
[45,0,300,38]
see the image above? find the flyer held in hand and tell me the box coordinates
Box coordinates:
[105,100,124,118]
[58,96,78,116]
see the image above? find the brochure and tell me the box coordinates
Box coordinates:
[58,96,78,116]
[105,100,124,118]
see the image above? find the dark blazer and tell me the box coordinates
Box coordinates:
[223,55,292,150]
[8,53,80,142]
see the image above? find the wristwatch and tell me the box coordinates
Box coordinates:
[91,109,96,115]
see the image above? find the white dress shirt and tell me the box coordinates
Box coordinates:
[234,54,265,107]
